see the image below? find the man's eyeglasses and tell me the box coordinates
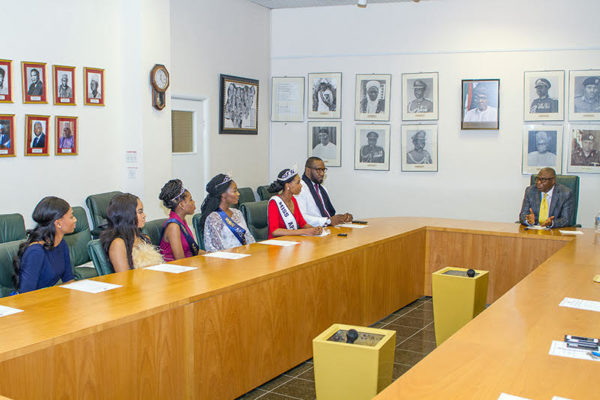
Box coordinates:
[535,176,554,183]
[310,167,328,173]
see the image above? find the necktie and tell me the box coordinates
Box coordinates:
[539,193,549,225]
[314,184,330,217]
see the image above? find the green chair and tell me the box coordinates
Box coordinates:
[0,240,21,297]
[142,218,168,247]
[64,206,97,280]
[87,239,114,276]
[240,201,269,242]
[529,174,580,226]
[192,213,205,251]
[257,185,276,201]
[235,187,256,209]
[0,213,26,244]
[85,191,123,239]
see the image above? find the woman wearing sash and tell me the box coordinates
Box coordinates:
[267,167,323,239]
[200,174,255,252]
[158,179,202,261]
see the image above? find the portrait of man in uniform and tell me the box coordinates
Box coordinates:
[573,76,599,113]
[355,125,390,170]
[407,79,433,114]
[571,130,600,167]
[530,78,558,113]
[524,71,564,121]
[402,72,438,121]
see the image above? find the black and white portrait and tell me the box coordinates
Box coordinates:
[308,72,341,119]
[355,125,390,171]
[58,73,73,98]
[402,72,438,121]
[53,65,76,105]
[401,125,438,172]
[88,73,102,99]
[22,62,47,103]
[84,67,105,106]
[355,74,391,121]
[219,74,259,134]
[307,121,341,167]
[27,67,44,96]
[522,125,562,174]
[0,65,9,97]
[567,126,600,173]
[524,71,564,121]
[568,70,600,121]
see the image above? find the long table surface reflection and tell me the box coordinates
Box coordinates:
[0,218,596,399]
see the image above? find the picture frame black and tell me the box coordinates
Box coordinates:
[219,74,259,135]
[461,79,500,130]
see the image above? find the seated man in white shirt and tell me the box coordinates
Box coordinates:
[295,157,353,227]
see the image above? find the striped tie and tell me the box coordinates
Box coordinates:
[539,193,549,225]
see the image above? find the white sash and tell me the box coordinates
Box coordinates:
[269,196,298,230]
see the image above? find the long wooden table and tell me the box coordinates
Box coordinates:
[0,218,595,399]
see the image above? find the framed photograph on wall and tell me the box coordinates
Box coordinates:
[522,124,563,174]
[21,61,47,104]
[0,114,15,157]
[24,114,50,156]
[355,124,390,171]
[53,65,76,105]
[307,121,341,167]
[219,74,259,134]
[308,72,341,119]
[55,116,78,156]
[461,79,499,130]
[524,70,564,121]
[0,59,13,103]
[402,72,438,121]
[566,125,600,173]
[84,67,105,106]
[355,74,391,121]
[568,70,600,121]
[271,76,304,122]
[401,124,438,172]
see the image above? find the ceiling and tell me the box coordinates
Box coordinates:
[248,0,420,9]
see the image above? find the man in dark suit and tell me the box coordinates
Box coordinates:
[27,69,43,96]
[519,167,574,228]
[31,122,46,148]
[0,122,10,149]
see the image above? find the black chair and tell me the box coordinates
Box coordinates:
[256,185,276,201]
[0,240,21,297]
[236,187,256,209]
[85,191,123,239]
[192,213,205,251]
[142,218,168,247]
[529,174,580,227]
[240,201,269,242]
[0,213,26,244]
[64,206,97,280]
[87,239,114,276]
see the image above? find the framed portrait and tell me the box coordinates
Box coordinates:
[55,116,78,156]
[308,72,341,119]
[0,114,15,157]
[53,65,76,105]
[523,71,564,121]
[84,67,105,106]
[522,125,563,174]
[21,62,47,104]
[0,59,13,103]
[461,79,500,130]
[271,77,304,122]
[402,72,438,121]
[401,124,438,172]
[355,74,391,121]
[307,121,341,167]
[568,70,600,121]
[219,74,259,134]
[355,124,390,171]
[566,125,600,173]
[24,115,50,156]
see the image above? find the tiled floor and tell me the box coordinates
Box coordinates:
[237,297,435,400]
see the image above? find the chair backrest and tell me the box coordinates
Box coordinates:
[85,191,123,238]
[191,213,205,251]
[530,174,579,226]
[0,240,21,297]
[64,206,92,268]
[0,213,26,244]
[236,187,256,209]
[142,218,168,246]
[240,201,269,242]
[256,185,276,201]
[87,239,114,276]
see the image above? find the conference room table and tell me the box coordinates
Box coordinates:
[0,218,598,399]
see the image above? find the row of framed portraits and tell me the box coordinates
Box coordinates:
[0,59,105,106]
[0,114,78,157]
[271,70,600,125]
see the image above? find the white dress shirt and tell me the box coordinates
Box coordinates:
[295,180,331,227]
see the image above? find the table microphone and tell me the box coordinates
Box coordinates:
[467,269,475,278]
[346,329,358,344]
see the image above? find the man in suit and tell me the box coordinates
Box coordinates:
[0,122,10,149]
[31,122,46,148]
[519,167,574,228]
[27,69,43,96]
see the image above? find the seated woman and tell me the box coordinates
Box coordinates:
[267,167,323,238]
[158,179,201,261]
[13,196,76,293]
[200,174,255,252]
[100,193,163,272]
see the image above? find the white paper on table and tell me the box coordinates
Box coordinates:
[315,229,330,237]
[559,297,600,312]
[337,223,367,229]
[0,305,24,318]
[145,264,197,274]
[525,225,546,230]
[497,393,532,400]
[61,280,122,294]
[549,340,600,361]
[203,252,250,260]
[259,240,299,247]
[559,230,583,235]
[552,396,574,400]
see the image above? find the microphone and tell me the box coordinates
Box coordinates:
[346,329,358,344]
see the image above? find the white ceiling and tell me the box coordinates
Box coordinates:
[248,0,420,9]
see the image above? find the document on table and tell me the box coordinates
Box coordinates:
[559,230,583,235]
[259,240,299,247]
[61,280,122,294]
[549,340,600,362]
[525,225,546,230]
[145,264,197,274]
[497,393,531,400]
[337,223,367,229]
[203,252,250,260]
[559,297,600,312]
[0,305,24,318]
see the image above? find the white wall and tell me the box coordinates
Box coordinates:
[271,0,600,226]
